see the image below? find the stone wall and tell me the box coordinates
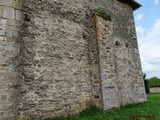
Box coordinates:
[0,0,146,119]
[150,87,160,93]
[90,0,146,109]
[17,0,93,119]
[0,0,22,119]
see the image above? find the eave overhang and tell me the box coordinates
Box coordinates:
[117,0,142,10]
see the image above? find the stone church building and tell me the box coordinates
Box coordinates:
[0,0,146,119]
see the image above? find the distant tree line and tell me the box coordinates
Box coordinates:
[143,73,160,94]
[149,77,160,87]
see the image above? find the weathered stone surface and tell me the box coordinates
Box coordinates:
[0,0,12,6]
[17,0,92,119]
[150,87,160,93]
[0,6,3,17]
[15,10,21,21]
[89,0,146,110]
[3,7,15,19]
[0,0,21,119]
[0,0,146,119]
[0,18,7,35]
[12,0,22,9]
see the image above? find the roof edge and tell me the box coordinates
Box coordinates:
[117,0,142,10]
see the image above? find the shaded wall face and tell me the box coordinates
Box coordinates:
[0,0,22,119]
[18,0,92,119]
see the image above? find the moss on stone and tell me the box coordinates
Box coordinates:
[94,8,112,20]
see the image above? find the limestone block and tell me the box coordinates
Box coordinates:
[0,18,7,28]
[15,10,21,21]
[3,7,15,19]
[0,54,6,62]
[0,18,7,35]
[7,19,21,27]
[138,87,145,94]
[0,30,5,36]
[0,0,12,6]
[0,112,3,119]
[0,36,6,41]
[0,6,3,17]
[4,45,17,51]
[0,45,4,50]
[12,0,22,9]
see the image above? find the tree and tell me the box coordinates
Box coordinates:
[149,77,160,88]
[143,73,150,94]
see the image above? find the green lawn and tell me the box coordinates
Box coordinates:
[45,93,160,120]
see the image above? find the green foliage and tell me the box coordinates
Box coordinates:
[149,77,160,88]
[144,79,150,93]
[143,73,150,93]
[94,8,112,20]
[143,73,146,80]
[44,94,160,120]
[79,106,102,117]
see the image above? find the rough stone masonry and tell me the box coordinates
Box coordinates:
[0,0,146,119]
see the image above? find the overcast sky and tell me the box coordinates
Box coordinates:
[134,0,160,78]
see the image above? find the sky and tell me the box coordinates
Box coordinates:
[134,0,160,78]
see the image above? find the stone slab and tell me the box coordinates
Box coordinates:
[3,7,15,19]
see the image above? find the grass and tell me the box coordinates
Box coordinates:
[94,8,112,20]
[45,93,160,120]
